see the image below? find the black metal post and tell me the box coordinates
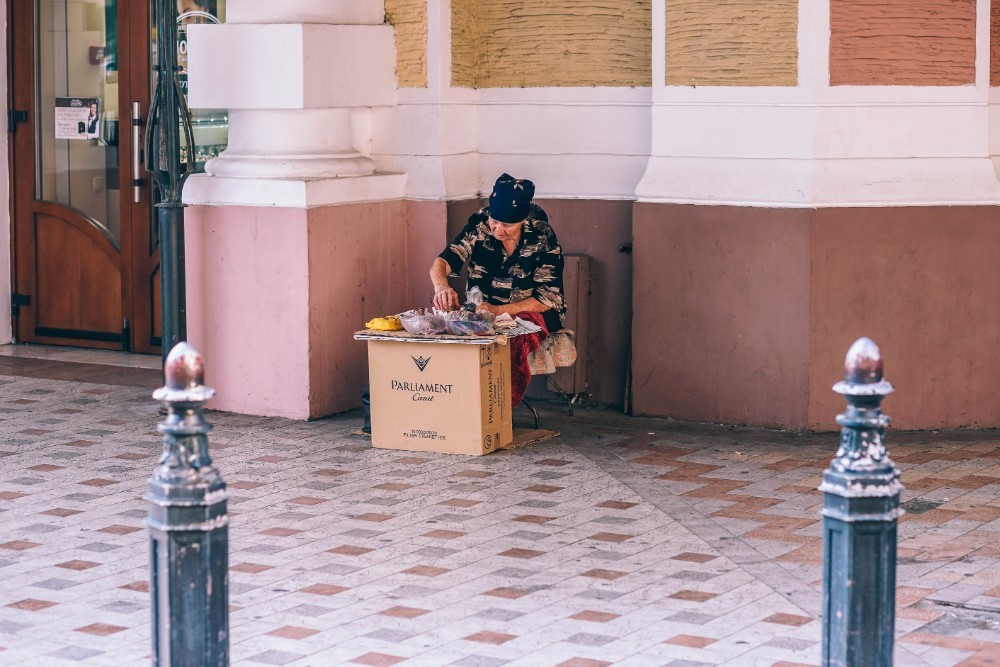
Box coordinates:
[146,0,196,367]
[820,337,903,667]
[147,343,229,666]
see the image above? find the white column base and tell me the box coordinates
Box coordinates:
[183,172,407,208]
[205,108,378,180]
[636,155,1000,207]
[205,154,376,179]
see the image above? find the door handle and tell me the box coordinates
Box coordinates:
[131,101,143,203]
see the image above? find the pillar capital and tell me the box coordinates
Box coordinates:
[185,3,402,203]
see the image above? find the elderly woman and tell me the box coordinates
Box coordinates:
[430,174,566,333]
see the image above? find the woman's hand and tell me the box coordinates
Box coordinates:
[433,287,460,311]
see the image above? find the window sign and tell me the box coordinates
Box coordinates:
[54,97,101,141]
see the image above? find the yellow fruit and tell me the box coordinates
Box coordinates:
[365,315,403,331]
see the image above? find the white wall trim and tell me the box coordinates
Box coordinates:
[635,198,1000,209]
[636,0,1000,206]
[183,172,407,208]
[188,0,1000,208]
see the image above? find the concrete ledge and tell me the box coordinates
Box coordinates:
[183,172,407,209]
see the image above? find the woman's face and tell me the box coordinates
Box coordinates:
[488,218,523,242]
[89,103,98,117]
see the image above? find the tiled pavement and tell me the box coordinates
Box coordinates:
[0,355,999,666]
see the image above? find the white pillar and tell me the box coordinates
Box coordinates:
[184,0,405,207]
[224,0,384,25]
[207,109,374,179]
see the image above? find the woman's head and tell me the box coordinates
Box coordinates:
[487,173,534,224]
[89,102,98,117]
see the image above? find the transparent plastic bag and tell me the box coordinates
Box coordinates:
[399,308,447,335]
[443,286,494,335]
[463,286,484,311]
[444,309,494,336]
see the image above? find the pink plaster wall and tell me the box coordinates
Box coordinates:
[632,204,812,428]
[808,206,1000,430]
[537,199,633,406]
[187,199,447,421]
[307,200,412,417]
[186,205,313,418]
[404,200,449,308]
[631,203,1000,431]
[189,200,1000,429]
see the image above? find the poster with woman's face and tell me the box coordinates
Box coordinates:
[54,98,100,141]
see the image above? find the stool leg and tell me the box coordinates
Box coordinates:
[362,387,371,434]
[545,376,576,417]
[521,397,540,429]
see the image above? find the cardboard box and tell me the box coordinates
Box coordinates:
[360,334,513,455]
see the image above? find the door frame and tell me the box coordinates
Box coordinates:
[123,0,160,354]
[6,0,159,354]
[4,0,12,345]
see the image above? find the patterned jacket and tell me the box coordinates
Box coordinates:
[438,204,566,332]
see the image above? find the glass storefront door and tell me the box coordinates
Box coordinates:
[9,0,226,354]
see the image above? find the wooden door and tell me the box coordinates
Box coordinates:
[8,0,160,353]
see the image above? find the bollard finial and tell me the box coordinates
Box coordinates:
[844,337,882,384]
[164,342,204,390]
[834,337,893,397]
[154,342,215,404]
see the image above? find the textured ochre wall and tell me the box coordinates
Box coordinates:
[665,0,798,86]
[451,0,651,88]
[386,0,427,88]
[830,0,976,86]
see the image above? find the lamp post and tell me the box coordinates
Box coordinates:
[145,0,196,367]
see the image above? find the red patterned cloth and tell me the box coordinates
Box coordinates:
[508,312,549,408]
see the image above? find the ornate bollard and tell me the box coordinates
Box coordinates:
[147,343,229,666]
[820,338,903,666]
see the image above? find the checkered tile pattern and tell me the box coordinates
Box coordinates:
[576,417,1000,667]
[0,357,997,665]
